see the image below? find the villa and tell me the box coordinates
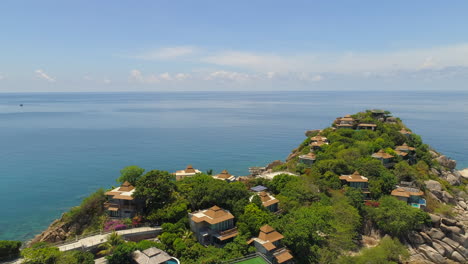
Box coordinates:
[391,186,426,209]
[189,205,239,246]
[310,139,328,150]
[400,128,413,137]
[298,152,316,166]
[370,109,387,120]
[173,164,201,181]
[357,123,377,131]
[247,225,294,264]
[133,247,180,264]
[335,114,356,129]
[372,149,395,168]
[395,143,416,162]
[250,190,279,212]
[310,135,328,142]
[339,171,370,198]
[104,181,138,218]
[212,169,236,182]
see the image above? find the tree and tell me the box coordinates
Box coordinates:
[366,196,430,237]
[117,165,145,185]
[0,240,21,261]
[21,245,61,264]
[98,232,125,256]
[106,242,137,264]
[56,251,94,264]
[134,170,176,212]
[237,203,273,236]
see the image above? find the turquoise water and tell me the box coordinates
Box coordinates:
[0,91,467,241]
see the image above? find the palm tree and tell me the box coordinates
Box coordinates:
[206,169,213,175]
[97,231,124,256]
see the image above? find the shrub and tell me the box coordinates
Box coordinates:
[0,240,22,261]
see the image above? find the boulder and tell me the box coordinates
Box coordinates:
[459,168,468,179]
[418,245,446,263]
[425,180,442,192]
[431,241,447,256]
[440,224,463,235]
[429,150,440,159]
[449,251,466,263]
[459,201,467,210]
[444,173,460,186]
[442,237,460,249]
[436,155,457,170]
[408,232,425,245]
[448,233,468,248]
[430,214,441,227]
[455,246,468,259]
[437,241,454,256]
[428,228,446,240]
[420,232,433,244]
[265,160,284,170]
[441,218,458,226]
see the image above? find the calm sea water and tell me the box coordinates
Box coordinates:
[0,91,467,241]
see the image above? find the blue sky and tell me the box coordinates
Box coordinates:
[1,0,468,92]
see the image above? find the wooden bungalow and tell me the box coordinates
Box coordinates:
[173,164,201,181]
[372,149,395,168]
[298,152,316,166]
[212,169,236,182]
[247,225,294,264]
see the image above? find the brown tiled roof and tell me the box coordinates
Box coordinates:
[191,205,235,225]
[396,143,415,152]
[263,242,276,251]
[372,149,394,159]
[299,152,316,160]
[185,164,196,173]
[274,249,294,263]
[119,181,135,192]
[400,128,412,134]
[310,136,327,142]
[259,192,279,207]
[391,187,423,197]
[258,225,284,243]
[218,227,239,241]
[336,123,353,127]
[113,194,134,200]
[215,170,232,179]
[395,150,408,157]
[358,123,377,127]
[339,171,368,183]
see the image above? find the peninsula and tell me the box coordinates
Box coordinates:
[2,110,467,264]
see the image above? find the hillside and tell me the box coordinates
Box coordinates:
[22,110,467,264]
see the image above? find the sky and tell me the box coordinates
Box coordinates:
[1,0,468,92]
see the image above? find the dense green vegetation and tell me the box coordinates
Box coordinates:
[29,110,452,263]
[21,243,93,264]
[0,240,21,261]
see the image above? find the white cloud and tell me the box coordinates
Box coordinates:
[103,78,111,84]
[200,43,468,74]
[35,69,56,82]
[0,74,4,80]
[205,70,252,82]
[131,46,195,60]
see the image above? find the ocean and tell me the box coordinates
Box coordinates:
[0,91,467,241]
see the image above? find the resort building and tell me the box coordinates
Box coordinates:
[357,123,377,131]
[310,135,328,143]
[250,191,279,212]
[173,164,201,181]
[391,187,426,209]
[370,109,387,120]
[395,143,416,163]
[310,140,328,150]
[189,205,239,246]
[335,114,356,129]
[298,152,316,166]
[385,117,398,124]
[104,181,138,218]
[372,149,395,168]
[212,169,236,182]
[247,225,294,264]
[133,247,180,264]
[400,128,413,137]
[339,171,370,198]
